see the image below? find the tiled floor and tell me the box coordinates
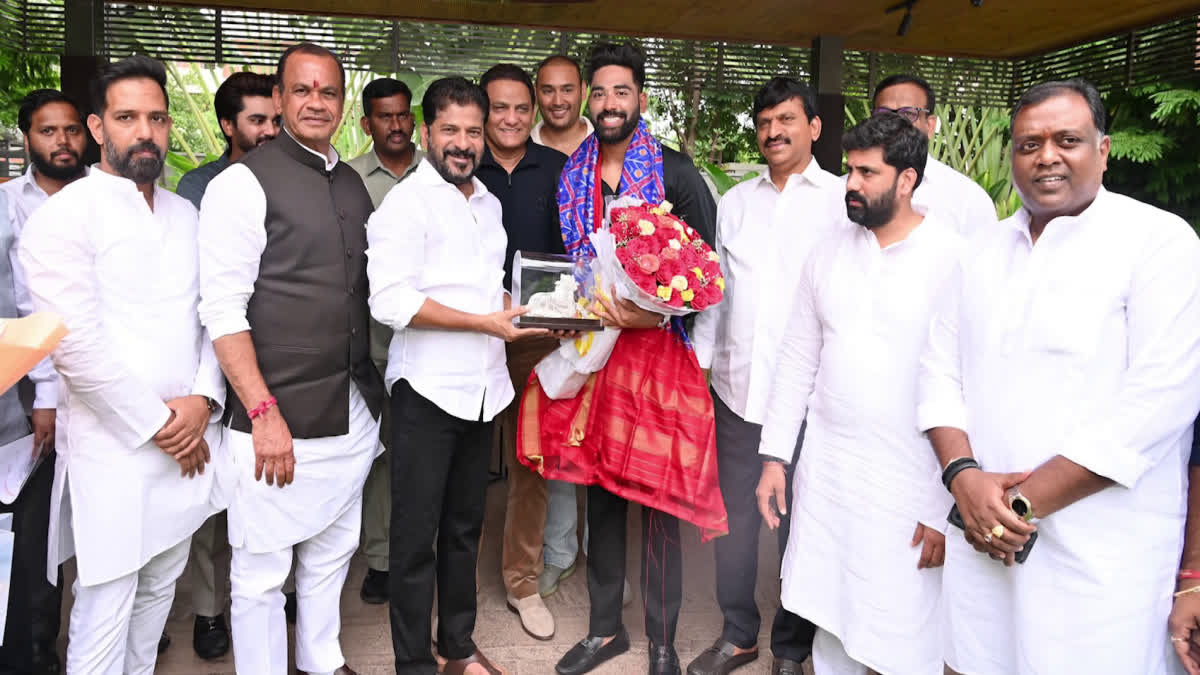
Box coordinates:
[63,480,811,674]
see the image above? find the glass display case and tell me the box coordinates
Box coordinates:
[511,251,604,331]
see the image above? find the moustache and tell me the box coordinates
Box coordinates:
[845,191,867,206]
[443,148,476,161]
[599,111,626,120]
[125,141,163,160]
[765,136,790,146]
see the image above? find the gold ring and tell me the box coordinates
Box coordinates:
[991,525,1006,538]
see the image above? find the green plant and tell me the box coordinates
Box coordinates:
[1106,82,1200,229]
[700,161,759,196]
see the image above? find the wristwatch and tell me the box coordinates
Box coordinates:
[1007,487,1036,522]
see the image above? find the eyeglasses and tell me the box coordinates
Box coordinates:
[871,106,931,123]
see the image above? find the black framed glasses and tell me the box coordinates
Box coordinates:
[871,106,931,123]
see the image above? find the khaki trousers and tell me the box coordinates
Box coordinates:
[499,337,559,599]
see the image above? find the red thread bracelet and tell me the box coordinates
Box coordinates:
[1178,570,1200,580]
[248,396,277,420]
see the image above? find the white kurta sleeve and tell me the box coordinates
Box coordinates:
[18,197,171,449]
[916,257,968,434]
[758,253,822,462]
[1058,221,1200,488]
[191,329,226,422]
[197,164,267,340]
[690,196,730,370]
[367,187,428,330]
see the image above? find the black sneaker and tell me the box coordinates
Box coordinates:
[157,630,171,654]
[192,614,231,660]
[359,568,389,605]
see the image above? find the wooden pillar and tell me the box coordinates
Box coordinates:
[811,35,845,174]
[60,0,104,163]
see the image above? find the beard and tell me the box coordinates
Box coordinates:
[104,137,164,184]
[29,146,84,182]
[428,145,477,186]
[232,131,272,155]
[846,181,899,229]
[593,108,640,145]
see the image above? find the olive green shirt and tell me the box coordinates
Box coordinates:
[346,146,424,209]
[347,146,423,376]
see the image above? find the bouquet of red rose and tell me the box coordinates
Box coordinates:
[589,199,725,315]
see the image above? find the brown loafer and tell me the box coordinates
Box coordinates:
[444,649,506,675]
[687,639,758,675]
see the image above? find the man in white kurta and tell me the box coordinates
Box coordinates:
[917,80,1200,675]
[871,73,998,239]
[758,113,961,675]
[18,56,225,675]
[689,77,845,675]
[198,44,385,675]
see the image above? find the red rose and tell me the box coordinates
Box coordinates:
[666,290,684,308]
[656,259,683,285]
[627,237,655,258]
[661,246,681,262]
[634,271,658,295]
[616,246,633,266]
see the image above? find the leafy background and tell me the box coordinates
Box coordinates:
[1,51,1196,229]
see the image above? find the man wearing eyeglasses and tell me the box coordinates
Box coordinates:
[872,74,999,239]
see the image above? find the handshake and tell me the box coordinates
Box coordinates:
[153,395,214,478]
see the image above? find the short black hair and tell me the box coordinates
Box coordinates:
[842,113,928,190]
[1011,78,1107,136]
[214,72,275,146]
[17,89,83,136]
[873,73,936,112]
[362,77,413,116]
[752,77,818,123]
[480,64,535,106]
[586,42,646,90]
[276,42,345,92]
[535,55,582,84]
[421,76,489,127]
[90,55,169,118]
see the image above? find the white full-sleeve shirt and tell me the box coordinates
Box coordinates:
[911,156,999,240]
[916,188,1200,675]
[367,158,512,423]
[18,168,224,585]
[691,159,848,424]
[0,167,90,409]
[758,213,963,674]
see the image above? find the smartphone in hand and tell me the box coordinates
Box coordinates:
[947,504,1037,564]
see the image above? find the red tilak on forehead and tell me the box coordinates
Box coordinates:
[313,79,319,89]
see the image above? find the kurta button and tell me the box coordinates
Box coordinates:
[352,328,358,336]
[346,248,353,258]
[348,287,355,296]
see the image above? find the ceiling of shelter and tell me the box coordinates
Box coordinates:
[141,0,1200,58]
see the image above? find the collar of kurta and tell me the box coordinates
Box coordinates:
[87,163,154,197]
[278,126,339,173]
[759,156,831,193]
[411,155,490,201]
[1010,186,1109,239]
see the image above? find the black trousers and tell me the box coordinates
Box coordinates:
[586,485,682,647]
[712,391,815,662]
[388,380,492,675]
[0,449,61,674]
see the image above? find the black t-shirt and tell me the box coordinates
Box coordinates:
[477,140,569,289]
[598,144,717,247]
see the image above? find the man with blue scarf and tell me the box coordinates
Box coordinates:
[546,42,716,675]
